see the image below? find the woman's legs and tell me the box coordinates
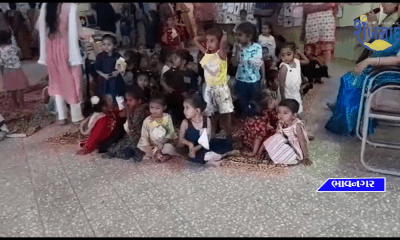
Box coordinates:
[55,95,68,121]
[55,95,83,123]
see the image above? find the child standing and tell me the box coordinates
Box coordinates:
[77,95,119,155]
[258,21,276,64]
[277,42,309,115]
[232,9,248,34]
[261,99,312,165]
[102,89,150,161]
[95,34,126,101]
[176,49,199,95]
[178,94,239,166]
[161,14,185,50]
[233,22,265,118]
[194,27,235,139]
[137,94,181,162]
[0,30,29,108]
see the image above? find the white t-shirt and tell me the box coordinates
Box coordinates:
[258,35,276,58]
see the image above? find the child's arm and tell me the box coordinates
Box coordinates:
[278,65,288,99]
[260,62,266,86]
[296,123,312,165]
[178,120,194,148]
[194,35,207,54]
[297,51,310,65]
[160,75,175,93]
[218,31,228,61]
[232,42,241,67]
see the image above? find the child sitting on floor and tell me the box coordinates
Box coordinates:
[102,89,150,161]
[237,87,279,158]
[132,71,152,104]
[177,93,240,166]
[260,99,312,165]
[137,94,181,162]
[77,95,120,155]
[94,34,126,102]
[121,50,140,87]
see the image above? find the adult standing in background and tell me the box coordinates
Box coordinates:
[92,3,116,33]
[0,8,10,33]
[176,3,194,44]
[141,3,159,49]
[302,3,337,73]
[159,3,175,25]
[5,3,33,60]
[193,3,217,36]
[37,3,90,125]
[27,2,40,58]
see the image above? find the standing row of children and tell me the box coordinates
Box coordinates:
[75,19,315,166]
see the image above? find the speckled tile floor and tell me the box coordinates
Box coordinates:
[1,58,400,237]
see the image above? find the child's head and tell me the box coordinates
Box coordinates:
[154,42,162,55]
[239,9,247,21]
[261,21,273,37]
[135,71,150,90]
[137,43,146,55]
[266,69,279,91]
[149,53,160,66]
[101,34,117,54]
[165,14,176,28]
[0,30,11,45]
[149,93,167,118]
[91,95,111,113]
[183,93,207,120]
[226,43,234,54]
[236,22,257,45]
[125,89,144,109]
[175,49,192,69]
[139,54,149,70]
[123,50,140,70]
[165,50,175,68]
[280,42,296,64]
[304,44,315,56]
[277,99,299,125]
[205,27,223,53]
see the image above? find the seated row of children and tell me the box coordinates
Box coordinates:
[76,21,312,166]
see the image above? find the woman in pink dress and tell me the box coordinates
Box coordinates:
[37,3,90,124]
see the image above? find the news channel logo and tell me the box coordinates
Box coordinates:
[354,15,398,51]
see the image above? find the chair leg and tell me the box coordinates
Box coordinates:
[360,94,400,176]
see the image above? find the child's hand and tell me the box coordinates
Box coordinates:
[111,70,120,78]
[157,142,164,151]
[188,147,197,158]
[303,158,312,166]
[187,142,194,152]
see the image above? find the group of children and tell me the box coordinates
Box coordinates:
[75,19,321,167]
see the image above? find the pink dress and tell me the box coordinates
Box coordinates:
[46,3,82,105]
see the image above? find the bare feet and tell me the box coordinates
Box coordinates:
[244,151,256,157]
[227,150,241,157]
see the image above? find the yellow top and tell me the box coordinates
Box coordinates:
[200,50,228,87]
